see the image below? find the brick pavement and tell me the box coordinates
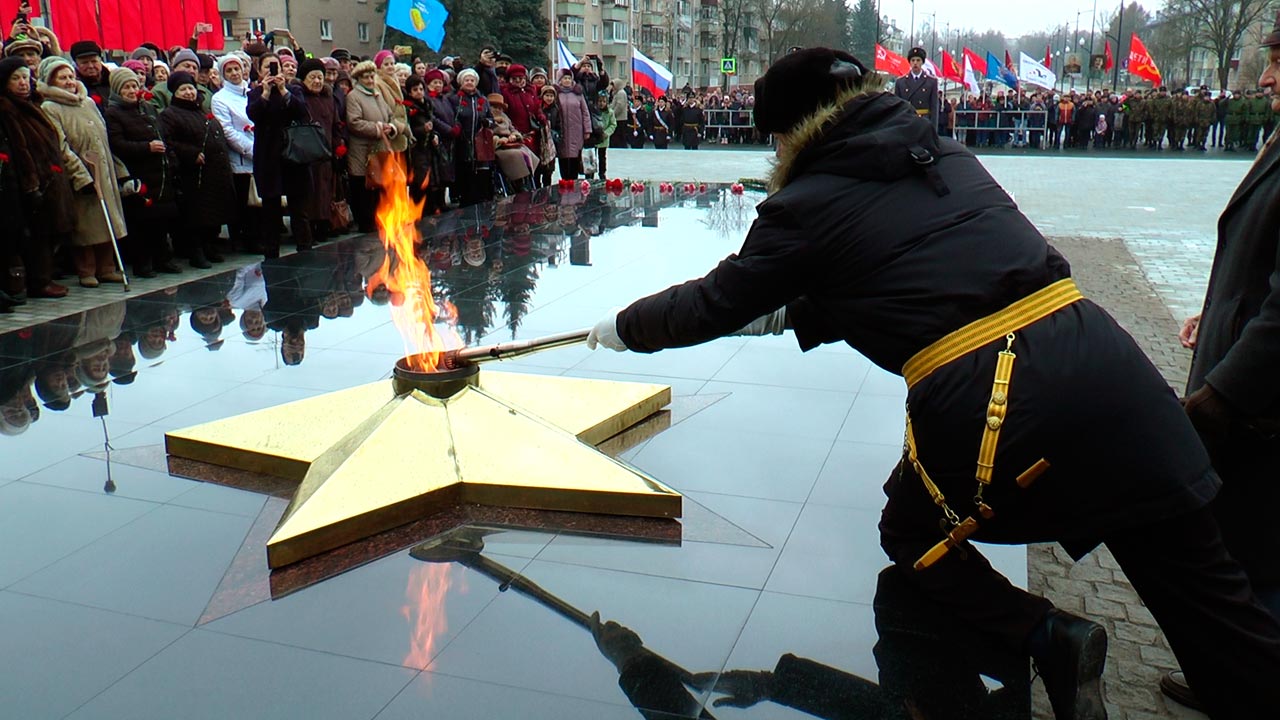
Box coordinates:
[1030,236,1205,720]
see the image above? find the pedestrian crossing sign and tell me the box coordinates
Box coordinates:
[721,58,736,75]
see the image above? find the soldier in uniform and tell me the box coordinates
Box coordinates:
[1126,91,1145,149]
[1226,90,1246,151]
[1169,89,1188,150]
[1148,87,1169,148]
[1194,91,1215,151]
[1166,17,1280,712]
[586,47,1280,720]
[893,47,939,132]
[1246,88,1268,151]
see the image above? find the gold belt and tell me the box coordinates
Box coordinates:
[902,278,1083,389]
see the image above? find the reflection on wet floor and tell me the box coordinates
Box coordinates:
[0,184,1029,719]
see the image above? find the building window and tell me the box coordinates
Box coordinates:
[592,24,600,42]
[558,15,585,42]
[248,17,266,35]
[319,19,333,41]
[613,0,628,6]
[222,18,234,39]
[357,22,370,42]
[605,20,628,43]
[700,6,716,21]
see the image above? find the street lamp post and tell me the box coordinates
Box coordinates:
[1112,0,1124,90]
[1087,0,1097,90]
[909,0,915,51]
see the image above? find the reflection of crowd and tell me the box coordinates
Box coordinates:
[0,184,701,435]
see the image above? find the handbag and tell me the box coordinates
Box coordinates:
[282,122,333,165]
[474,127,496,162]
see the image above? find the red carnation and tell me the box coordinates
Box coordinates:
[144,198,154,207]
[91,94,103,105]
[335,144,348,158]
[206,113,215,120]
[138,182,148,195]
[244,125,254,133]
[141,91,154,101]
[51,164,63,174]
[0,152,9,163]
[401,100,414,107]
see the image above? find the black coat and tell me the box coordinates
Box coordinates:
[0,119,25,257]
[158,97,236,229]
[893,73,939,130]
[616,91,1215,547]
[246,84,313,199]
[105,97,178,223]
[298,84,343,221]
[1189,136,1280,419]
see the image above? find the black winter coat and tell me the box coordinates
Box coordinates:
[452,90,494,164]
[406,96,436,188]
[298,84,343,221]
[105,97,178,222]
[158,97,236,229]
[0,120,25,257]
[246,84,313,199]
[616,91,1216,548]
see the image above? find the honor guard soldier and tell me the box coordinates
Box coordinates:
[585,47,1280,720]
[894,47,939,131]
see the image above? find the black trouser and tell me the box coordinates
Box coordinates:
[122,225,171,273]
[261,195,313,256]
[349,178,378,233]
[230,174,260,251]
[558,156,582,180]
[881,461,1280,719]
[597,146,607,179]
[535,163,554,188]
[455,162,493,206]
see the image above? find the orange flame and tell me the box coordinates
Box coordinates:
[368,153,443,371]
[401,562,457,668]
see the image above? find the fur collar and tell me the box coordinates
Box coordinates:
[767,85,880,195]
[37,80,88,107]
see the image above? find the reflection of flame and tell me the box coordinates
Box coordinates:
[368,154,443,371]
[401,562,457,668]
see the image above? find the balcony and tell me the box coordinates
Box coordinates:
[218,0,238,11]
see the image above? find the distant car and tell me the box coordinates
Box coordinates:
[1185,86,1225,99]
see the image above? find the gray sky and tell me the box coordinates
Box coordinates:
[877,0,1167,40]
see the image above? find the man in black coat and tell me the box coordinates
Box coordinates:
[892,47,939,132]
[1166,16,1280,713]
[69,40,111,114]
[585,47,1280,719]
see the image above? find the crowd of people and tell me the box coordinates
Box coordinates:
[939,85,1276,152]
[0,19,748,316]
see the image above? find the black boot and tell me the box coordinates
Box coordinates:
[189,246,212,269]
[1031,609,1108,720]
[204,244,225,263]
[1159,670,1204,712]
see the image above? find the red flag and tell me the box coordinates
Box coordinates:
[1005,50,1015,73]
[940,50,964,84]
[1044,45,1052,69]
[1104,41,1114,71]
[874,44,911,77]
[0,0,39,19]
[1128,33,1162,85]
[962,47,987,76]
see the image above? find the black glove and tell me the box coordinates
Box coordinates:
[78,181,97,196]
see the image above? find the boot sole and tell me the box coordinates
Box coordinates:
[1073,624,1108,720]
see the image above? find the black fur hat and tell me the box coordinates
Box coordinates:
[907,47,927,61]
[753,47,868,135]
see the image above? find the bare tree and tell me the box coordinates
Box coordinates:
[1180,0,1274,89]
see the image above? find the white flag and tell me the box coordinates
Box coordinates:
[556,39,578,71]
[1018,51,1056,90]
[924,58,939,78]
[962,55,981,95]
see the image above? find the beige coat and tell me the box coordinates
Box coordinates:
[375,74,412,153]
[39,81,128,247]
[346,83,394,177]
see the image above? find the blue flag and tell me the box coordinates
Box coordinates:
[985,50,1018,89]
[387,0,448,52]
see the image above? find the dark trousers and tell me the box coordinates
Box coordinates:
[597,146,608,179]
[558,156,582,180]
[230,174,260,251]
[122,225,170,273]
[261,196,313,256]
[349,178,378,233]
[455,162,493,206]
[535,163,554,188]
[881,462,1280,719]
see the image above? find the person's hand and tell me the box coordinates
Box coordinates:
[586,308,626,351]
[588,611,644,672]
[689,669,776,708]
[1179,313,1201,349]
[196,152,206,166]
[1184,383,1239,455]
[149,140,166,153]
[119,179,142,196]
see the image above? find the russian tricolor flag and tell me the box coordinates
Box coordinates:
[632,48,673,97]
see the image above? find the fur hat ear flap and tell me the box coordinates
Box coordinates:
[830,59,864,80]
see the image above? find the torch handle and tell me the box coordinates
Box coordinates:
[453,328,591,365]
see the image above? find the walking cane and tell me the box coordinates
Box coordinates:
[83,154,130,292]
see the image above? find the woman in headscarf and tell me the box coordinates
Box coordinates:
[295,57,345,241]
[0,57,73,299]
[158,70,235,268]
[37,56,127,287]
[553,69,591,181]
[247,51,315,256]
[105,67,180,278]
[346,59,396,233]
[534,84,559,188]
[452,67,494,206]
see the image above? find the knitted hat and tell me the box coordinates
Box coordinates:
[170,48,200,70]
[122,59,147,76]
[130,46,157,61]
[530,67,548,80]
[506,63,527,78]
[198,53,215,71]
[167,70,197,94]
[298,57,325,80]
[69,40,103,59]
[374,49,395,68]
[330,48,351,61]
[425,68,446,85]
[276,46,295,60]
[3,36,42,57]
[216,54,244,80]
[351,60,377,80]
[458,68,479,84]
[320,57,340,71]
[752,47,868,135]
[0,57,28,94]
[109,67,140,96]
[559,68,574,78]
[38,56,74,84]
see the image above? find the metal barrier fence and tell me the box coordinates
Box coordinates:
[950,110,1051,149]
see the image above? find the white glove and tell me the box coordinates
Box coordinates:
[119,179,142,196]
[587,308,627,351]
[729,308,787,336]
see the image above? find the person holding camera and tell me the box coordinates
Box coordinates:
[247,52,314,256]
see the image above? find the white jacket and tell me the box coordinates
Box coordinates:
[213,82,254,175]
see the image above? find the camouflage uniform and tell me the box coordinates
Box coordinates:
[1246,91,1269,151]
[1170,93,1190,150]
[1226,93,1246,150]
[1194,95,1215,150]
[1127,95,1146,148]
[1149,89,1171,149]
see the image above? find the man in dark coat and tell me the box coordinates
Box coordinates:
[893,47,939,131]
[69,40,111,114]
[1166,16,1280,713]
[585,47,1280,720]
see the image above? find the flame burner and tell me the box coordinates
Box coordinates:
[392,355,480,398]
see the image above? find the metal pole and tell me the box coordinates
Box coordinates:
[1087,0,1097,90]
[1112,1,1123,90]
[909,0,915,50]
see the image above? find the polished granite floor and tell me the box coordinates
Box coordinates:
[0,185,1027,719]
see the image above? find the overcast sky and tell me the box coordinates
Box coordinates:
[876,0,1167,39]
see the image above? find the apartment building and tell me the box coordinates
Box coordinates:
[216,0,383,56]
